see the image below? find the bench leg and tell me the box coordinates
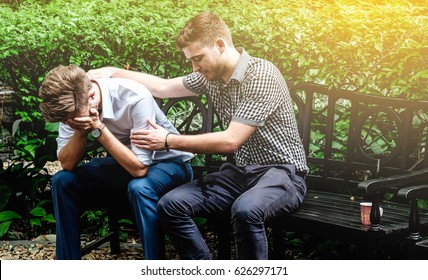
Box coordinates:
[108,210,121,254]
[216,224,232,259]
[270,225,286,259]
[80,208,121,257]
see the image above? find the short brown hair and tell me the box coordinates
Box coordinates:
[39,64,91,122]
[176,12,233,49]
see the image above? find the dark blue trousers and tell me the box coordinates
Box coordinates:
[52,157,192,260]
[157,163,306,259]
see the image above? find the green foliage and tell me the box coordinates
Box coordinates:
[0,120,55,239]
[0,0,426,133]
[1,120,55,199]
[81,210,109,237]
[81,210,132,241]
[217,0,427,99]
[0,199,56,239]
[29,200,56,228]
[0,210,23,238]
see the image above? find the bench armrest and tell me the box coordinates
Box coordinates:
[397,185,428,201]
[357,167,428,195]
[396,184,428,241]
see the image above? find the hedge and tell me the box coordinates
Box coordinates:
[0,0,427,135]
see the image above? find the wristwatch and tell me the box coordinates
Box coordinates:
[91,123,106,139]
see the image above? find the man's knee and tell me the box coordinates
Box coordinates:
[52,170,76,195]
[156,190,187,218]
[127,179,157,199]
[52,170,72,183]
[231,200,263,225]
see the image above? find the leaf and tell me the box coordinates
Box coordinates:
[332,141,344,150]
[30,207,47,217]
[417,71,428,79]
[0,211,22,222]
[0,221,13,238]
[36,199,53,208]
[11,119,23,137]
[41,214,56,223]
[118,219,133,225]
[44,122,60,133]
[99,227,108,237]
[30,218,42,227]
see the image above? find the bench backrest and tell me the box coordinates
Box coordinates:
[289,82,428,195]
[159,82,428,196]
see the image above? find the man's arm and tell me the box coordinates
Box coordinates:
[57,130,90,171]
[95,126,149,178]
[169,121,256,154]
[68,108,149,178]
[87,67,196,99]
[132,120,256,154]
[58,120,148,177]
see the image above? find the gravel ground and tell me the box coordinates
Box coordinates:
[0,239,184,260]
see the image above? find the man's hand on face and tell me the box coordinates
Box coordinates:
[66,108,102,132]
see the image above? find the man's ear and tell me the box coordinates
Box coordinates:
[215,38,226,53]
[88,89,95,99]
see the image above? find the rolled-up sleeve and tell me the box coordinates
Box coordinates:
[56,123,75,157]
[130,95,156,166]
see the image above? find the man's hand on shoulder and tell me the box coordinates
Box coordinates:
[87,67,118,79]
[131,119,169,151]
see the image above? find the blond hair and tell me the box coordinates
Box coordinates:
[176,12,233,49]
[39,64,91,122]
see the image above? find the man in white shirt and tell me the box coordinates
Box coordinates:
[39,64,193,259]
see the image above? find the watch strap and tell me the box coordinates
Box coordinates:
[97,122,106,132]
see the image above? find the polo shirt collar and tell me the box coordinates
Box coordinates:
[93,78,114,119]
[229,48,250,83]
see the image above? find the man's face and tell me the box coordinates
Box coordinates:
[183,41,226,82]
[87,82,101,111]
[63,82,99,121]
[64,104,90,122]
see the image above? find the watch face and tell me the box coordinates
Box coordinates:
[91,128,101,138]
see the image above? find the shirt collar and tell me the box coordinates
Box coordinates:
[93,78,114,119]
[229,47,250,83]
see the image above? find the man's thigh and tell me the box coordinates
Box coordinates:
[73,157,133,206]
[232,166,305,220]
[159,167,248,217]
[129,159,192,199]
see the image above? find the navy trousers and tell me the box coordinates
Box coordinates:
[157,163,307,260]
[52,156,192,260]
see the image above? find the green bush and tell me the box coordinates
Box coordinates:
[0,0,426,132]
[234,0,427,98]
[0,120,55,239]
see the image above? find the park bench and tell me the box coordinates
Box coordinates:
[81,81,428,259]
[269,82,428,259]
